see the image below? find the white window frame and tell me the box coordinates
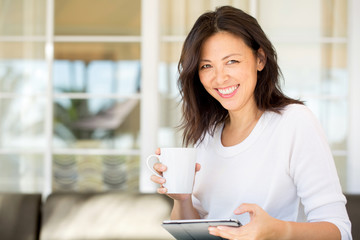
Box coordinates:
[139,0,160,192]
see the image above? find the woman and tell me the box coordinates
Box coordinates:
[150,6,351,240]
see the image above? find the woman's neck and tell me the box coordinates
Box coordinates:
[222,103,263,147]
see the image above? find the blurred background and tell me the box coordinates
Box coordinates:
[0,0,359,197]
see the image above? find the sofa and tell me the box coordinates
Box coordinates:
[0,192,173,240]
[0,192,359,240]
[0,193,42,240]
[346,194,360,240]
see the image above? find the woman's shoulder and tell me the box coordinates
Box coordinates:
[262,103,311,125]
[279,103,315,121]
[278,103,323,132]
[281,103,310,114]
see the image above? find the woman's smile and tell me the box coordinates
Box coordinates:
[216,84,240,98]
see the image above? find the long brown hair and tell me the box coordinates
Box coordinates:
[178,6,303,147]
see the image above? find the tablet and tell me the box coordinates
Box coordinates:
[162,219,242,240]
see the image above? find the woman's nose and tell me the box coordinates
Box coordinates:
[215,67,229,84]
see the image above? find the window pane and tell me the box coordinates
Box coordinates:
[278,43,347,97]
[158,94,183,147]
[0,97,46,148]
[0,42,46,93]
[0,42,45,59]
[160,0,249,35]
[304,98,347,151]
[53,99,140,149]
[159,42,182,96]
[258,0,347,38]
[53,43,140,94]
[158,42,183,147]
[53,155,139,192]
[0,61,47,94]
[0,154,44,192]
[53,60,140,95]
[54,0,141,35]
[0,0,46,35]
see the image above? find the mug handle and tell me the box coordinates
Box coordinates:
[146,154,162,177]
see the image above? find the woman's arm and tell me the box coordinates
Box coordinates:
[282,221,341,240]
[171,197,201,220]
[209,203,341,240]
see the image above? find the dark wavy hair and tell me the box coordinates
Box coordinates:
[178,5,303,147]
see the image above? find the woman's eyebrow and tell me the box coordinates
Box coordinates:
[222,53,243,60]
[199,53,243,62]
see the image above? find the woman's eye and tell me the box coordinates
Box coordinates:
[227,60,239,64]
[200,64,212,69]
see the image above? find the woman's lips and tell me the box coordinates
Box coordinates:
[216,84,239,98]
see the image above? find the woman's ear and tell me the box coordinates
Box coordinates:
[256,48,266,71]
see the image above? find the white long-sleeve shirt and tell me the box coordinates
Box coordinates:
[192,104,352,239]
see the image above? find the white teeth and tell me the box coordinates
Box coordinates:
[218,85,239,95]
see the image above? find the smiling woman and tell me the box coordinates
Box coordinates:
[150,5,352,240]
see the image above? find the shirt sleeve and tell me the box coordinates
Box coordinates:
[286,105,352,240]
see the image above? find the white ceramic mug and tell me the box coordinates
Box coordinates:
[146,148,197,194]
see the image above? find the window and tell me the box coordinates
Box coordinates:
[1,0,359,195]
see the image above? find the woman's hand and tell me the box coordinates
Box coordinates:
[208,203,286,240]
[150,148,201,201]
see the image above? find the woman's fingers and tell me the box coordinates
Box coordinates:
[150,162,168,194]
[150,174,165,184]
[153,163,167,175]
[234,203,259,216]
[150,174,168,194]
[209,226,241,240]
[208,226,221,237]
[195,163,201,172]
[157,187,168,194]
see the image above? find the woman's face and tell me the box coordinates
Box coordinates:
[198,31,265,113]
